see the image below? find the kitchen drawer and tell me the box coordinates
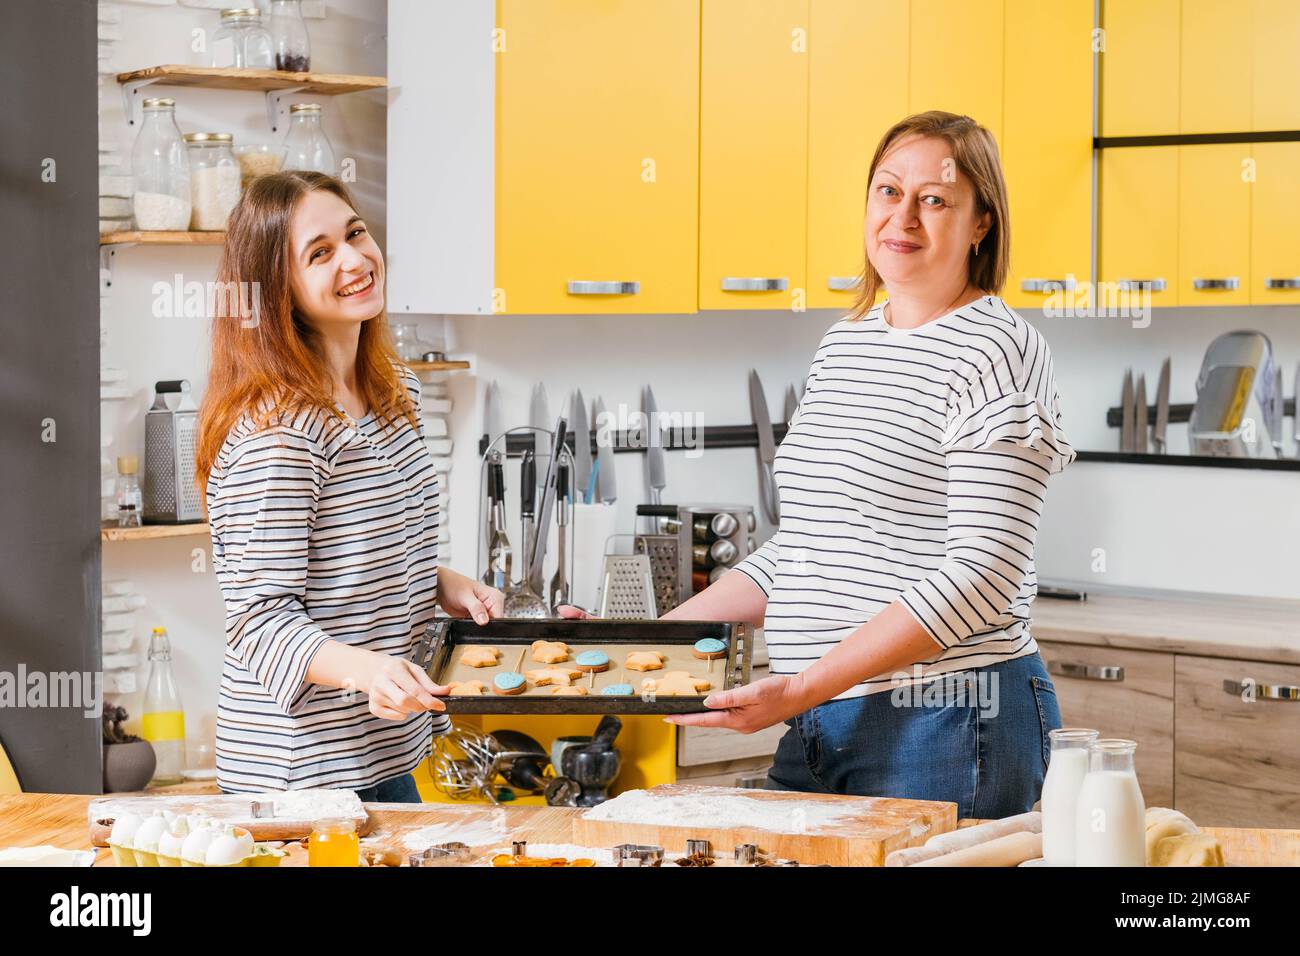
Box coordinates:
[676,755,774,789]
[1174,654,1300,829]
[1036,640,1175,807]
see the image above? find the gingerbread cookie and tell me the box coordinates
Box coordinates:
[525,666,583,687]
[530,640,570,664]
[448,680,488,696]
[459,646,501,668]
[574,650,610,673]
[550,685,589,697]
[493,672,527,696]
[625,651,666,672]
[692,638,727,661]
[641,671,712,696]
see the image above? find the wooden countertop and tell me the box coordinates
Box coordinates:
[2,793,1296,866]
[1032,590,1300,665]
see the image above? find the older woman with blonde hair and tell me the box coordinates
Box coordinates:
[570,111,1075,817]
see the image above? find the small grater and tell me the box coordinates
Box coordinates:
[635,534,680,615]
[596,554,658,619]
[143,380,204,523]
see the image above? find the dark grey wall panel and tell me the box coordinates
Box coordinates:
[0,0,102,793]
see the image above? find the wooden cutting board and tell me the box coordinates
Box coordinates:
[86,794,371,846]
[572,784,957,866]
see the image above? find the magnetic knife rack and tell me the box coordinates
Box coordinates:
[1104,398,1296,427]
[479,424,790,459]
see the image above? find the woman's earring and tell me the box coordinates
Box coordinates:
[973,239,981,257]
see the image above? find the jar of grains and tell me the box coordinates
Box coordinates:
[184,133,242,231]
[130,98,191,231]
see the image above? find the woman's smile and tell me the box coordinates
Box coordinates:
[336,271,376,298]
[882,238,922,254]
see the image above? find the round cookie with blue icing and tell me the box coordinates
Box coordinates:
[492,672,526,696]
[574,650,610,673]
[692,638,728,661]
[600,683,634,696]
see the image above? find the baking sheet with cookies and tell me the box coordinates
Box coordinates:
[409,619,754,714]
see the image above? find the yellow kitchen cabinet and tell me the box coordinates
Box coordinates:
[1250,142,1300,304]
[908,0,1004,140]
[1099,147,1180,305]
[1252,0,1300,130]
[806,0,908,310]
[1100,0,1181,137]
[1002,0,1094,312]
[495,0,700,314]
[699,0,809,310]
[1178,145,1251,305]
[1180,0,1252,134]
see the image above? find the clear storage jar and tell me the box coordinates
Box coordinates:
[282,103,335,174]
[131,98,191,231]
[184,133,242,231]
[210,8,273,69]
[269,0,311,72]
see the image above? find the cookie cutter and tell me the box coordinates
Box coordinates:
[612,843,664,866]
[250,800,275,819]
[408,842,472,867]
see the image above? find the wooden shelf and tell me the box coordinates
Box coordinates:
[100,231,225,246]
[407,359,471,372]
[101,522,209,543]
[116,65,386,96]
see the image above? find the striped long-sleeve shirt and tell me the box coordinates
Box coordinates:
[209,367,447,792]
[733,295,1075,700]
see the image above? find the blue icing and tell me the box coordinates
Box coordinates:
[576,651,609,667]
[493,672,525,690]
[601,683,634,696]
[694,638,727,654]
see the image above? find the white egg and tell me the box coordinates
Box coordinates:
[157,830,186,858]
[132,814,169,852]
[180,826,217,863]
[165,814,190,838]
[109,812,143,847]
[205,833,249,867]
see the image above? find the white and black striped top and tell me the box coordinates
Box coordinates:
[209,367,446,792]
[734,296,1075,700]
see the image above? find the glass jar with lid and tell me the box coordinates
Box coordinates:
[131,98,191,231]
[268,0,311,72]
[184,133,242,231]
[211,8,274,69]
[282,103,335,174]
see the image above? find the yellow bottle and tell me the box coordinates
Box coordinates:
[142,627,185,785]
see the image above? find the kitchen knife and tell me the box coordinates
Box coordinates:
[1120,369,1134,453]
[784,384,799,427]
[530,382,550,487]
[1272,365,1285,456]
[529,416,567,588]
[1134,373,1148,454]
[1152,358,1170,454]
[570,388,593,504]
[643,385,666,505]
[593,395,617,503]
[483,380,503,452]
[749,369,780,523]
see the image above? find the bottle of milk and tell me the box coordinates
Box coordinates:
[1041,728,1098,865]
[1074,739,1146,866]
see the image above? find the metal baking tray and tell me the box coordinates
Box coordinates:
[408,619,753,714]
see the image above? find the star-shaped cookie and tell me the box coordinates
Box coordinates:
[625,651,666,672]
[530,640,571,664]
[525,666,584,686]
[459,646,501,668]
[447,680,488,695]
[549,685,589,696]
[641,671,711,696]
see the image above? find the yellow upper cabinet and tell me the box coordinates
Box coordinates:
[1252,0,1300,130]
[1101,0,1180,136]
[1100,146,1180,305]
[495,0,700,314]
[1002,0,1094,311]
[1251,143,1300,304]
[1181,0,1252,134]
[1178,145,1251,305]
[699,0,809,310]
[908,0,1004,139]
[806,0,909,310]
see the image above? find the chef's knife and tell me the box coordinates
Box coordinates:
[483,380,503,452]
[1152,358,1170,454]
[749,369,780,523]
[643,385,666,505]
[570,389,593,504]
[784,384,799,427]
[1120,369,1134,452]
[529,416,567,587]
[593,395,617,503]
[530,382,550,487]
[1134,373,1148,454]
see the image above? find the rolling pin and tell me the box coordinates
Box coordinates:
[911,830,1042,867]
[886,811,1040,866]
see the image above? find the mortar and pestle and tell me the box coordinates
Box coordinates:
[560,715,623,807]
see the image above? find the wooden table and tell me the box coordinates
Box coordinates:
[2,793,1297,866]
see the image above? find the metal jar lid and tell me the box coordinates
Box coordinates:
[141,97,176,110]
[183,132,235,143]
[220,7,263,20]
[289,103,322,114]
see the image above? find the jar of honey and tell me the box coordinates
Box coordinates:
[308,818,359,867]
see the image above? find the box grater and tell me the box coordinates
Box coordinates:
[596,554,658,619]
[143,380,204,523]
[635,533,680,615]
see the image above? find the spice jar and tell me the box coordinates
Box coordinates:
[282,103,335,174]
[268,0,311,72]
[131,98,191,231]
[210,8,274,69]
[184,133,241,231]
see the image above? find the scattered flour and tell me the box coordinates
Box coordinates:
[401,810,508,849]
[476,843,614,866]
[268,789,364,820]
[583,789,856,832]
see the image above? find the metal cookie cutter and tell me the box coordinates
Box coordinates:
[612,843,664,867]
[408,842,471,867]
[250,800,275,819]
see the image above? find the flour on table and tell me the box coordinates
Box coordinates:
[268,789,364,820]
[401,810,508,849]
[476,843,614,866]
[583,789,855,832]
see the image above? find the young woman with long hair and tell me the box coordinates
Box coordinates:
[197,171,503,799]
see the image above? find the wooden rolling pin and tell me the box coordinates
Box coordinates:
[911,830,1042,867]
[886,811,1040,866]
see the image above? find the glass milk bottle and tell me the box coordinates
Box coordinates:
[143,627,186,785]
[130,98,191,231]
[1074,739,1146,866]
[282,103,335,174]
[1040,728,1098,865]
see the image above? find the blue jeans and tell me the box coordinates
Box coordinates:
[220,772,423,803]
[765,652,1061,819]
